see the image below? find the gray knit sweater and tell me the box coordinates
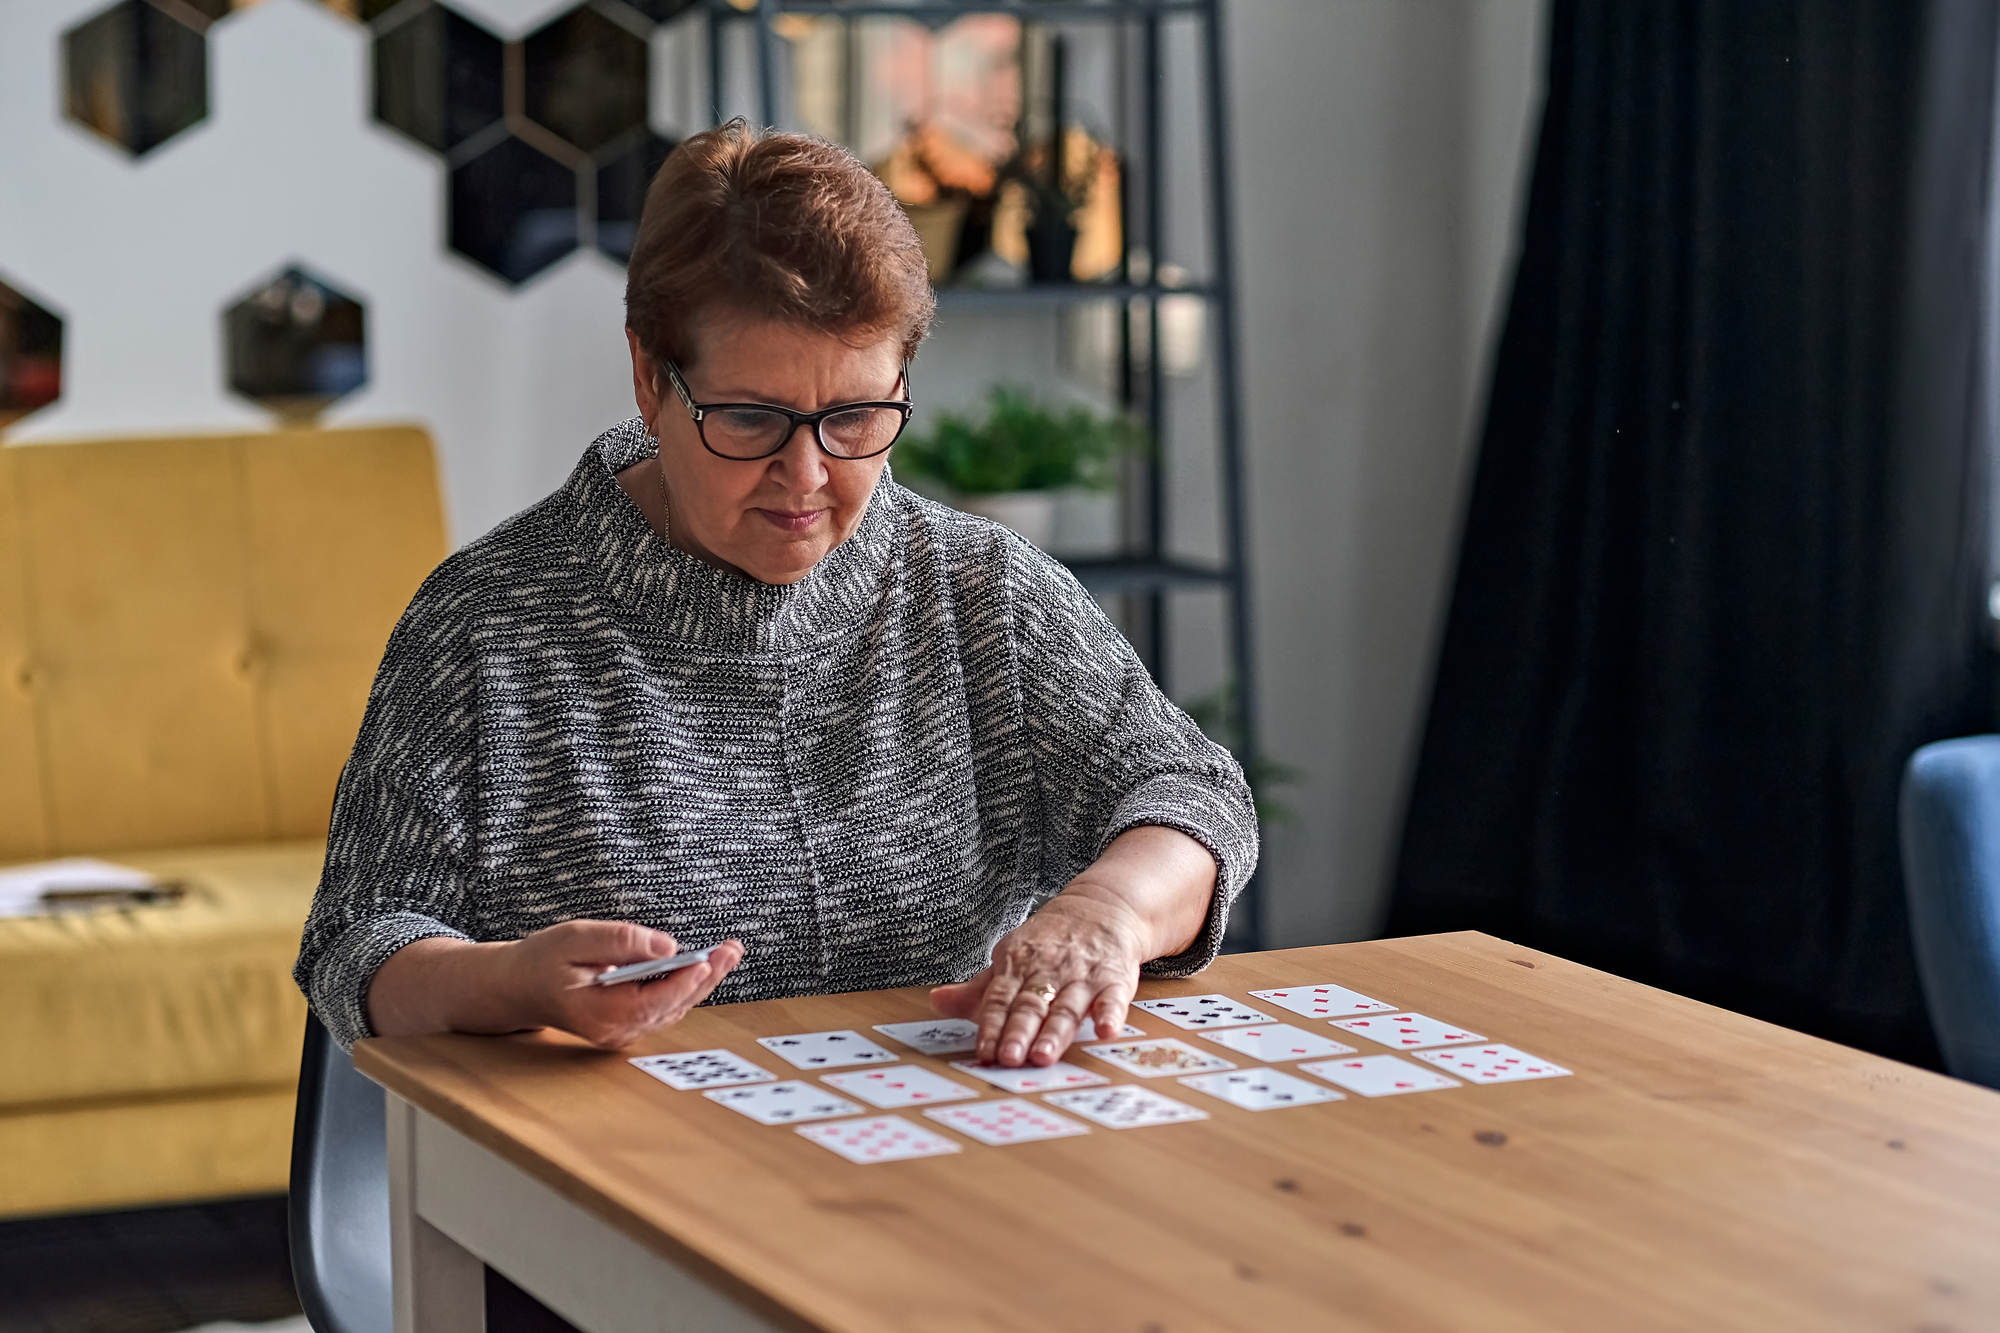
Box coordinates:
[294,419,1258,1049]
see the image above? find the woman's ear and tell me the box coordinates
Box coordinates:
[627,328,664,433]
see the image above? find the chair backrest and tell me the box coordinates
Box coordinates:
[1899,735,2000,1088]
[291,1011,393,1333]
[0,427,445,861]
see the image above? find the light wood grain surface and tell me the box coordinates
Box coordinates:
[355,932,2000,1333]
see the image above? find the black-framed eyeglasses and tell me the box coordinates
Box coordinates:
[664,360,914,461]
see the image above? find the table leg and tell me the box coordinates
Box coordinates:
[383,1094,790,1333]
[387,1093,485,1333]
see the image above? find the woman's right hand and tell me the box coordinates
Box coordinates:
[366,922,744,1049]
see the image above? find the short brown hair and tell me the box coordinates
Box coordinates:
[624,120,935,371]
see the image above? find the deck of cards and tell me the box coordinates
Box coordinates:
[624,980,1572,1165]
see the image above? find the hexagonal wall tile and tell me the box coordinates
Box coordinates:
[373,2,505,154]
[0,279,64,432]
[450,136,580,284]
[63,0,210,157]
[317,0,409,19]
[619,0,698,22]
[524,4,649,154]
[224,266,368,419]
[596,133,676,263]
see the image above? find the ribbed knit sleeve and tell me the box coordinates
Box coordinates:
[293,568,481,1050]
[1007,538,1260,974]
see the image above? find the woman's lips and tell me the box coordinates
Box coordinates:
[755,508,826,533]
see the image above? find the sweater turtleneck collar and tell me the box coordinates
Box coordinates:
[559,417,903,657]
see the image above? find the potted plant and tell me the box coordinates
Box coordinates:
[895,387,1146,548]
[877,123,1003,285]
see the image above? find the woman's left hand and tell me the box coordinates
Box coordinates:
[929,889,1148,1066]
[928,825,1220,1066]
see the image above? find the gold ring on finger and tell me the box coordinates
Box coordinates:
[1026,981,1058,1005]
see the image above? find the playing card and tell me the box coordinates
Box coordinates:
[1081,1038,1236,1078]
[795,1116,962,1164]
[820,1066,981,1108]
[1299,1054,1461,1097]
[1044,1085,1209,1129]
[873,1019,979,1055]
[871,1017,1143,1056]
[1330,1012,1485,1050]
[703,1081,865,1124]
[1074,1018,1147,1042]
[1248,982,1395,1019]
[924,1098,1091,1146]
[1133,994,1276,1029]
[758,1030,899,1069]
[1198,1024,1357,1063]
[629,1049,777,1091]
[1177,1067,1345,1111]
[1413,1044,1572,1083]
[948,1060,1108,1093]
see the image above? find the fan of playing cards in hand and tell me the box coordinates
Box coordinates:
[625,981,1573,1163]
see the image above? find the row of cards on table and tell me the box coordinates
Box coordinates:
[630,983,1570,1165]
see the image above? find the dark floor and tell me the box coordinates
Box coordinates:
[0,1195,301,1333]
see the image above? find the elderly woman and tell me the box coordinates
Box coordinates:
[294,122,1256,1069]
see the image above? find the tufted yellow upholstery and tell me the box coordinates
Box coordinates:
[0,426,445,1217]
[0,428,446,859]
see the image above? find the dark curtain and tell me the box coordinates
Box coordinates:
[1389,0,1998,1064]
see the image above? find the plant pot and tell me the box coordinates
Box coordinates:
[900,199,970,285]
[955,491,1058,549]
[1025,217,1078,284]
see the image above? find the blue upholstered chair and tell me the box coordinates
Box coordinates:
[290,1012,393,1333]
[1899,736,2000,1089]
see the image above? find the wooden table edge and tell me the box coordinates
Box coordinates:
[355,1041,828,1333]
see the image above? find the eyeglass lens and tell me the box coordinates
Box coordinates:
[703,405,906,459]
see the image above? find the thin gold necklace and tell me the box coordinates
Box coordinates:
[654,453,672,547]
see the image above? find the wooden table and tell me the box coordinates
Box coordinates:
[355,932,2000,1333]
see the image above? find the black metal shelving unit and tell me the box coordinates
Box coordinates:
[701,0,1262,946]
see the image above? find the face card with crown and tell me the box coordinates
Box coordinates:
[1330,1012,1485,1050]
[1248,983,1396,1019]
[795,1116,962,1164]
[1081,1038,1236,1078]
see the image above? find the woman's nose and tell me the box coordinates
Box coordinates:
[770,423,830,487]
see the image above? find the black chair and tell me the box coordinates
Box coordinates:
[290,1011,393,1333]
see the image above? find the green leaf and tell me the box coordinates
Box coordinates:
[895,386,1148,495]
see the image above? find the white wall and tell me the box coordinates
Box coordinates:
[0,0,1544,947]
[1230,0,1544,946]
[0,0,639,539]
